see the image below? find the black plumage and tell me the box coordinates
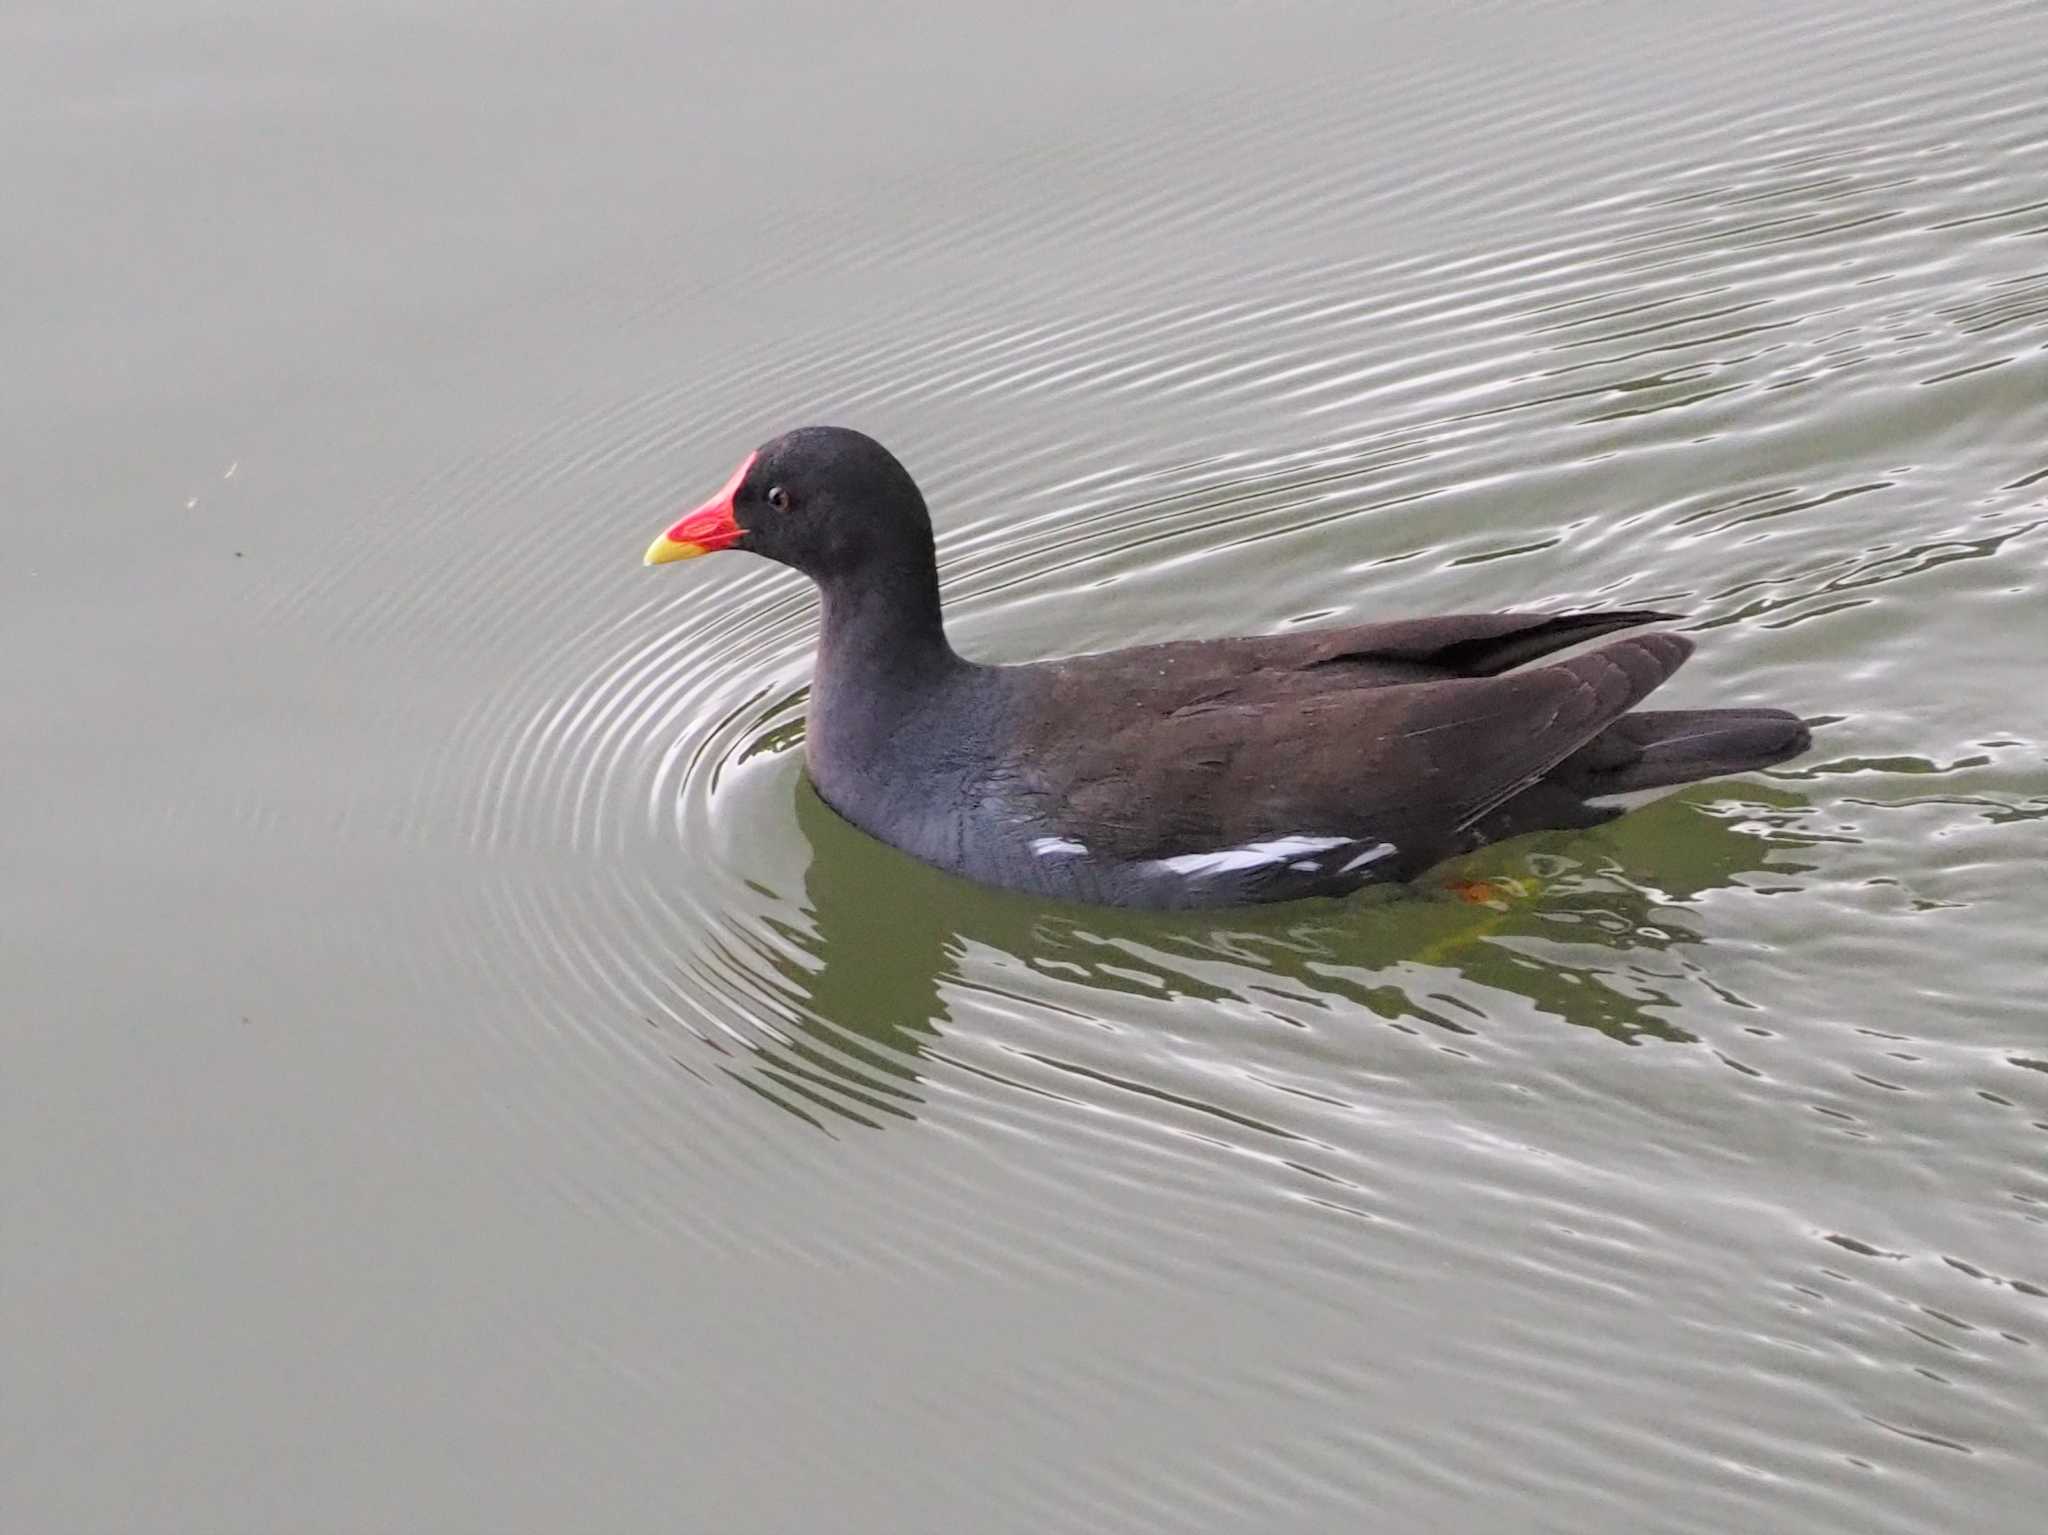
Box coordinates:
[645,426,1811,909]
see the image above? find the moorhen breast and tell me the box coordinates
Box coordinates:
[643,426,1810,910]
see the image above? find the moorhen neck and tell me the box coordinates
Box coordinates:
[643,425,1811,910]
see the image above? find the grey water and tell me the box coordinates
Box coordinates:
[7,3,2046,1531]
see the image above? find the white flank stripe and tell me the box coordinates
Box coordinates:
[1032,836,1089,857]
[1152,834,1352,878]
[1339,842,1398,873]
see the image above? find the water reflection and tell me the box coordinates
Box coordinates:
[716,774,1818,1128]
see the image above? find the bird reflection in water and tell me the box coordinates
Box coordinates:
[694,774,1819,1131]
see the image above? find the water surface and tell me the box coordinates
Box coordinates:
[7,2,2046,1531]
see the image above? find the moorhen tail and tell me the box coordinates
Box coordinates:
[643,426,1811,910]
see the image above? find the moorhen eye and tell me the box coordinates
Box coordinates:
[766,485,790,511]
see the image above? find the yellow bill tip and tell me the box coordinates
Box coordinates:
[644,534,707,566]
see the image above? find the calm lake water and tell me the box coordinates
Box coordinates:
[8,2,2046,1531]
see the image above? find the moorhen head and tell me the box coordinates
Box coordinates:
[646,426,938,590]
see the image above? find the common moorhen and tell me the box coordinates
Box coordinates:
[644,427,1810,910]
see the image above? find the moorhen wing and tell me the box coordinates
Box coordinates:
[644,426,1810,910]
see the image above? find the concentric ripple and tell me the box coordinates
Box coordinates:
[381,61,2048,1157]
[252,30,2048,1520]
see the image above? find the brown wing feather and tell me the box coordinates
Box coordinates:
[1032,631,1695,868]
[1037,608,1684,700]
